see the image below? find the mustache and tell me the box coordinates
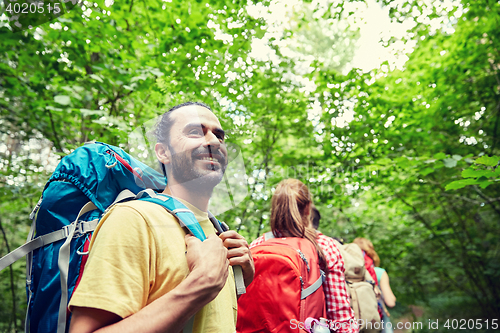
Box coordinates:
[192,146,227,165]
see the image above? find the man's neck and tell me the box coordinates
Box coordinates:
[162,184,212,212]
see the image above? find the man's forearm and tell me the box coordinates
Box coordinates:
[71,269,224,333]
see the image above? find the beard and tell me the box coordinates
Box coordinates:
[167,144,227,193]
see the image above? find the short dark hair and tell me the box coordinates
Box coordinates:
[311,206,321,230]
[154,101,213,145]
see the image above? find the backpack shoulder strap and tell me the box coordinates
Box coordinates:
[301,270,325,299]
[136,190,207,241]
[208,211,229,233]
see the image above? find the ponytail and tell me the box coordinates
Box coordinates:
[353,237,380,267]
[270,179,328,271]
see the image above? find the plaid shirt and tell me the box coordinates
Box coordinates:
[250,232,358,333]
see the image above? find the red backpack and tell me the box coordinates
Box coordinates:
[237,232,326,333]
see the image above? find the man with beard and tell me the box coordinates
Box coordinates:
[68,102,254,333]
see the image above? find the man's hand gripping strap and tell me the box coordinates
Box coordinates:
[137,190,246,295]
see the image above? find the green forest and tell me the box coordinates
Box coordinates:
[1,0,499,331]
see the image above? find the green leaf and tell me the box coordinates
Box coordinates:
[90,74,104,83]
[149,69,164,77]
[377,158,392,165]
[54,95,71,105]
[46,106,63,112]
[452,154,462,161]
[478,181,491,189]
[433,152,446,160]
[395,157,409,167]
[462,169,497,178]
[71,92,82,101]
[131,74,149,82]
[420,167,434,176]
[475,155,499,167]
[443,158,457,168]
[80,109,107,117]
[366,165,380,172]
[445,179,478,191]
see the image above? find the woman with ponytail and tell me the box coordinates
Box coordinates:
[352,237,380,284]
[268,178,328,270]
[248,179,357,333]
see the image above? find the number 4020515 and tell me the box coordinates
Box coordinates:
[5,2,61,15]
[444,318,498,330]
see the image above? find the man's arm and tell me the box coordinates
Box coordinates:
[219,230,255,287]
[69,234,229,333]
[319,236,358,333]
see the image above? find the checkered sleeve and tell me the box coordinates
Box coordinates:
[317,233,358,333]
[249,235,265,248]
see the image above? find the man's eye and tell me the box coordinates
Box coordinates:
[189,129,203,136]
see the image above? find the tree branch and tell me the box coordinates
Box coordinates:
[47,110,63,153]
[473,185,500,217]
[396,194,458,261]
[489,98,500,154]
[0,217,18,332]
[237,120,281,233]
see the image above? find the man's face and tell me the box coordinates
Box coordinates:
[163,105,228,190]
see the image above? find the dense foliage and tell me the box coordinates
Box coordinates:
[1,0,499,331]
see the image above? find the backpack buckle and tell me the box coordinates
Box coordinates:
[63,220,98,238]
[63,222,84,238]
[62,224,75,238]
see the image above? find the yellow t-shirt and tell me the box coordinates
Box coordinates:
[69,199,237,333]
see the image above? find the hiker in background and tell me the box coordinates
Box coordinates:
[352,238,379,287]
[248,179,357,333]
[68,102,254,333]
[310,206,358,333]
[353,237,396,333]
[374,267,396,308]
[374,266,396,333]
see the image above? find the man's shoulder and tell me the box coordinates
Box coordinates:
[316,232,342,252]
[94,199,184,248]
[316,232,334,244]
[114,198,163,209]
[106,199,177,223]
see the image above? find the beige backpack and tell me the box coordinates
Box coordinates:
[334,240,382,332]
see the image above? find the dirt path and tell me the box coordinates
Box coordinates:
[393,305,425,333]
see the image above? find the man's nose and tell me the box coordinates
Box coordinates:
[204,131,221,147]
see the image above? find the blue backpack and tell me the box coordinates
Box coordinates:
[0,142,238,333]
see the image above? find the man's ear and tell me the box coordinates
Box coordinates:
[155,143,171,165]
[304,202,311,217]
